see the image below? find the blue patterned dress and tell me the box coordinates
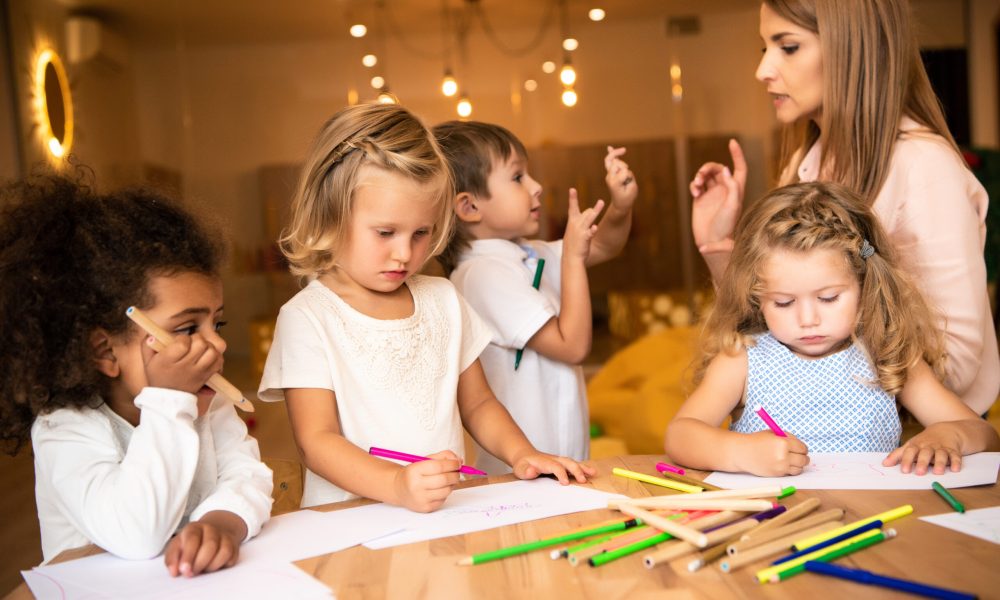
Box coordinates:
[730,333,901,452]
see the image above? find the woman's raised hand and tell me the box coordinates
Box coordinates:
[690,138,747,255]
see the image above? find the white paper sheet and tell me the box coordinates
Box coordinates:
[27,557,333,600]
[363,478,626,549]
[20,505,411,600]
[703,452,1000,490]
[920,506,1000,545]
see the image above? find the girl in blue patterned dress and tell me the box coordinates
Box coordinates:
[666,182,998,477]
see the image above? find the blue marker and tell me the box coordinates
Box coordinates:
[803,561,977,600]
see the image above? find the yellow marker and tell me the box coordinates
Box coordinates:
[612,467,703,494]
[792,504,911,551]
[755,528,886,583]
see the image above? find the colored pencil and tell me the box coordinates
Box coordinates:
[738,497,821,542]
[589,531,672,567]
[729,508,845,555]
[656,469,724,491]
[609,497,775,512]
[514,258,545,370]
[755,406,787,437]
[125,306,253,412]
[773,520,883,565]
[768,529,897,583]
[369,446,486,476]
[757,528,894,583]
[803,560,978,600]
[792,505,911,551]
[931,481,965,513]
[617,503,709,546]
[644,519,757,569]
[457,518,642,565]
[719,521,844,573]
[612,467,703,493]
[570,526,659,566]
[656,461,685,475]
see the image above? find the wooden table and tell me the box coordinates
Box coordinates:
[8,455,999,599]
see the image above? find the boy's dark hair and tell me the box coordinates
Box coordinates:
[432,120,529,274]
[0,172,224,454]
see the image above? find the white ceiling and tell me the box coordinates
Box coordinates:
[56,0,756,46]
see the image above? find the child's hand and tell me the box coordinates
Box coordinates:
[393,450,463,512]
[604,146,637,209]
[690,139,746,255]
[737,431,810,476]
[143,333,223,395]
[164,518,242,577]
[882,425,964,475]
[563,189,605,263]
[510,450,596,484]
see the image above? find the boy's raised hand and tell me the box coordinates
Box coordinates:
[510,450,596,484]
[142,333,223,395]
[737,431,810,476]
[392,450,463,513]
[604,146,637,209]
[563,188,605,263]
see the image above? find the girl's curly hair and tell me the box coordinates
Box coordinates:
[0,173,224,454]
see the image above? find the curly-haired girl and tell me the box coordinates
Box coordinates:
[666,182,998,477]
[0,173,272,575]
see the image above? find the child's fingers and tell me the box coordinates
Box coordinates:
[897,445,920,473]
[426,450,461,462]
[882,447,903,467]
[410,457,461,476]
[567,188,580,215]
[913,447,937,476]
[558,458,590,483]
[423,470,462,490]
[189,527,222,576]
[201,532,237,574]
[163,537,182,577]
[949,451,962,472]
[174,525,204,577]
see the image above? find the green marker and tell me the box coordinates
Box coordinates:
[588,531,673,567]
[766,529,895,583]
[932,481,965,513]
[514,258,545,370]
[457,515,638,565]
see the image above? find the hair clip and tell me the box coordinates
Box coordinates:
[860,239,875,260]
[330,141,359,166]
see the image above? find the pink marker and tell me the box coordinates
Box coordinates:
[755,407,788,437]
[655,461,686,476]
[369,446,487,476]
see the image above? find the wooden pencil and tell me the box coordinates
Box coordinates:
[719,521,845,572]
[126,306,254,412]
[738,497,821,541]
[727,508,845,555]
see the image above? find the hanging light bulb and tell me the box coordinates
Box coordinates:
[457,95,473,118]
[524,79,538,92]
[441,70,458,97]
[362,54,377,67]
[377,88,397,104]
[370,75,385,89]
[542,61,556,74]
[588,8,606,22]
[562,38,579,51]
[561,87,578,107]
[349,24,367,38]
[559,62,577,86]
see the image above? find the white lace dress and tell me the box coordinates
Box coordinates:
[258,275,492,507]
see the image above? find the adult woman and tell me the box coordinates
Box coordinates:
[690,0,998,414]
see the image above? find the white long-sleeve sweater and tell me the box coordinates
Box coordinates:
[31,387,273,562]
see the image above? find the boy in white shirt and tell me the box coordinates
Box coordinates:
[434,121,638,474]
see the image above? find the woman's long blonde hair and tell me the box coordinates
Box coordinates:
[698,182,945,395]
[767,0,960,203]
[281,103,454,278]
